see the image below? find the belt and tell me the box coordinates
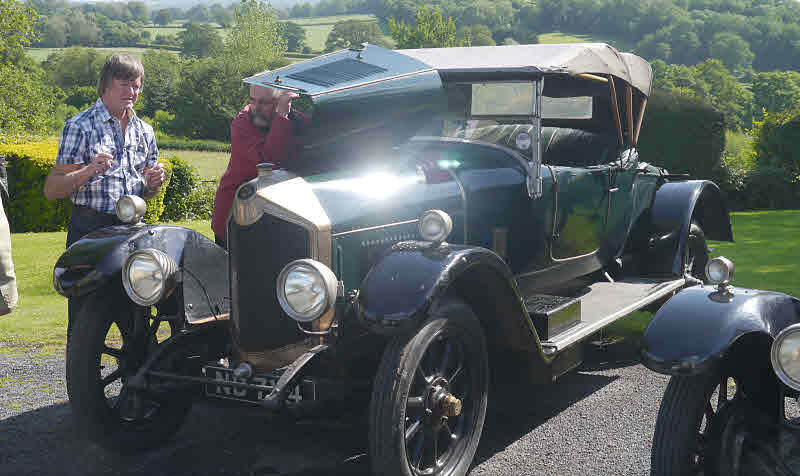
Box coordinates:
[71,205,118,219]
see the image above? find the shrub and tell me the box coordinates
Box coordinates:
[161,154,200,221]
[0,140,173,232]
[142,157,173,224]
[741,165,800,210]
[750,108,800,179]
[638,90,726,181]
[184,180,216,220]
[155,132,231,152]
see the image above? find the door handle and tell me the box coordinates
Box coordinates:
[607,187,619,193]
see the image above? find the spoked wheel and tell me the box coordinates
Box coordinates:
[651,370,742,476]
[66,286,191,453]
[369,298,489,476]
[684,220,709,283]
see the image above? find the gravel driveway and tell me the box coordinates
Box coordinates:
[0,341,668,476]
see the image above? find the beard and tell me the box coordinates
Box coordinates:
[249,109,271,129]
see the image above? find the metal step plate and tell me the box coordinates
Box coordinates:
[541,277,685,355]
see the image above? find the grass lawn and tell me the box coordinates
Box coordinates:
[287,14,377,26]
[163,149,230,181]
[2,210,797,353]
[302,23,336,52]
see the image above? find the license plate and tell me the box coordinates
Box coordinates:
[202,365,314,404]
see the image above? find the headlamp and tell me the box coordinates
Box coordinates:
[116,195,147,224]
[276,259,338,322]
[122,249,178,306]
[771,324,800,391]
[418,210,453,243]
[705,256,734,286]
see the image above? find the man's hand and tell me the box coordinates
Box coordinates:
[88,153,114,178]
[275,91,300,118]
[143,163,165,190]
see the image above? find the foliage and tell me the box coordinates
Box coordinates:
[153,9,172,26]
[0,63,55,135]
[179,22,222,58]
[388,6,463,49]
[279,21,306,52]
[155,132,230,152]
[752,71,800,115]
[324,19,390,51]
[223,0,286,79]
[142,155,172,224]
[160,154,199,221]
[0,139,69,232]
[169,57,239,141]
[182,180,216,220]
[140,49,183,117]
[750,109,800,180]
[41,47,107,91]
[638,90,725,181]
[457,24,495,46]
[1,0,38,62]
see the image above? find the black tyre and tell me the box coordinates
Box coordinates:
[369,297,489,476]
[66,287,191,453]
[684,220,709,283]
[651,370,740,476]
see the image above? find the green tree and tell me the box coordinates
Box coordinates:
[457,24,495,46]
[324,20,390,51]
[708,32,754,74]
[0,0,53,135]
[752,71,800,115]
[153,8,172,26]
[279,21,306,52]
[41,46,107,90]
[222,0,286,78]
[695,59,753,130]
[127,1,149,24]
[36,14,69,47]
[180,23,223,58]
[141,50,183,117]
[388,6,463,49]
[170,58,237,140]
[750,109,800,179]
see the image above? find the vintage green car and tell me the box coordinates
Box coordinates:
[54,43,732,476]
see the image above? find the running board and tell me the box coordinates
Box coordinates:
[540,277,685,355]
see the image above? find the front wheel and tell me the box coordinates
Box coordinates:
[369,297,489,476]
[66,287,191,453]
[651,370,744,476]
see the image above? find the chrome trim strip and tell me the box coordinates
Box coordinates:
[331,219,419,237]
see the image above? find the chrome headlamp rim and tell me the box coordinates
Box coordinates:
[122,249,178,306]
[705,256,734,286]
[771,323,800,391]
[276,258,337,323]
[115,195,147,224]
[418,209,453,243]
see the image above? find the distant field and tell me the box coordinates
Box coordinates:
[143,26,185,37]
[25,47,178,62]
[303,23,336,51]
[165,149,229,181]
[538,32,634,51]
[286,14,377,26]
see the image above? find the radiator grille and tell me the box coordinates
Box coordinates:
[229,214,310,351]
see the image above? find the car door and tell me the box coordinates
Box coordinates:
[550,165,610,260]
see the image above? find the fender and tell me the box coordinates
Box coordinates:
[640,285,800,376]
[356,241,545,357]
[646,180,733,276]
[53,225,227,309]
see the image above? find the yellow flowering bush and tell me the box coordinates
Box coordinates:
[0,140,172,232]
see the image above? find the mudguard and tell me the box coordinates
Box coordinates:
[646,180,733,277]
[356,241,544,356]
[53,225,228,319]
[640,285,800,376]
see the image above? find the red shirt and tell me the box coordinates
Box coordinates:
[211,105,304,240]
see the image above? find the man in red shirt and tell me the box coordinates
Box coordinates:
[212,85,305,248]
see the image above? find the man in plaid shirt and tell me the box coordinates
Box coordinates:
[44,54,166,248]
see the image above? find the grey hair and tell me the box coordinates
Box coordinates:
[97,54,144,98]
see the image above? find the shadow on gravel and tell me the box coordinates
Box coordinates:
[1,340,639,476]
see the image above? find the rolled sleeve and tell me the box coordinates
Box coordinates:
[56,121,88,166]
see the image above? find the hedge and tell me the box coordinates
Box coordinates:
[0,140,173,232]
[155,133,231,152]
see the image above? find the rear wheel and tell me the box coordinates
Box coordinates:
[369,298,489,476]
[66,287,191,453]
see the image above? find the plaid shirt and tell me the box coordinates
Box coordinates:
[56,98,158,214]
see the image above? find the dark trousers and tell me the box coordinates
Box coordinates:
[66,205,124,337]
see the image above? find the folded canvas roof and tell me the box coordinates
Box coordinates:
[245,43,652,97]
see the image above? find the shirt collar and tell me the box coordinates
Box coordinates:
[93,98,138,124]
